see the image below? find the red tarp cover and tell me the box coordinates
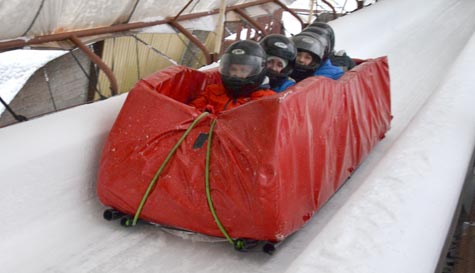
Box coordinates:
[97,57,391,241]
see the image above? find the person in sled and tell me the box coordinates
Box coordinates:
[290,23,344,82]
[259,34,297,93]
[190,40,275,113]
[330,49,356,72]
[306,21,356,72]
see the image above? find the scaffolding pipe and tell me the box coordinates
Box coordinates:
[321,0,338,19]
[70,36,119,95]
[0,0,301,52]
[273,0,305,29]
[168,21,212,64]
[234,8,268,37]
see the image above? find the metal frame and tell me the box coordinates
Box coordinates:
[234,8,269,37]
[0,0,302,52]
[321,0,338,20]
[0,0,304,95]
[70,36,119,95]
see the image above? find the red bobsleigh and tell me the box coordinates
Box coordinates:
[97,56,391,246]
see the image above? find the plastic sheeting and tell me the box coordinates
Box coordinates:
[0,0,291,48]
[97,57,391,241]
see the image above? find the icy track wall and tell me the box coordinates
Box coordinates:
[0,0,475,272]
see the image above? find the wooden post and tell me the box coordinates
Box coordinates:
[357,0,364,10]
[213,0,227,58]
[308,0,316,24]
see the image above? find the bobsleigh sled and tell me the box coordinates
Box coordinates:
[97,56,391,251]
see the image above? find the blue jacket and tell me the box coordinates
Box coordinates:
[314,59,344,80]
[272,78,295,93]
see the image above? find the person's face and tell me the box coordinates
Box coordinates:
[296,51,314,66]
[228,64,253,78]
[266,58,285,73]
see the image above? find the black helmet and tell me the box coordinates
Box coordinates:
[309,21,335,50]
[290,34,326,82]
[292,33,326,68]
[219,40,267,99]
[302,26,334,59]
[259,34,297,88]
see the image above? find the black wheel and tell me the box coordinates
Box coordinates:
[103,208,124,221]
[120,216,134,227]
[233,239,259,251]
[263,243,276,255]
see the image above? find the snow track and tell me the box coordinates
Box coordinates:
[1,0,475,272]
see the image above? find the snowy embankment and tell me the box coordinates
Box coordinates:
[0,0,475,272]
[0,50,64,114]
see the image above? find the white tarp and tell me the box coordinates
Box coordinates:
[0,0,293,46]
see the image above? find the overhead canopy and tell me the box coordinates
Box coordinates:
[0,0,296,50]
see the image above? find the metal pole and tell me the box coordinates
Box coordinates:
[234,8,268,37]
[0,96,28,122]
[70,36,119,95]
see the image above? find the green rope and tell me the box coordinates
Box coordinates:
[126,111,210,226]
[204,119,244,249]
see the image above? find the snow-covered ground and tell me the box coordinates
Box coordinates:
[0,50,65,114]
[1,0,475,272]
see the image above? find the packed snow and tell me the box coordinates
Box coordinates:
[0,0,475,272]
